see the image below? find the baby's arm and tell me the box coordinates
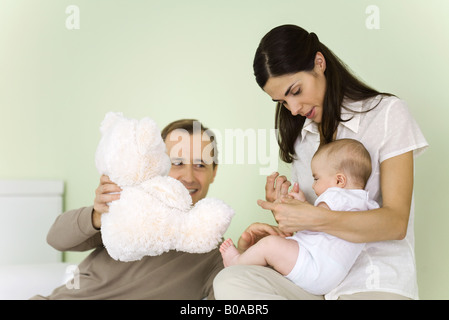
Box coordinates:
[287,182,307,202]
[316,201,330,210]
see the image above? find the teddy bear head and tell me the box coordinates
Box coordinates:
[95,112,171,187]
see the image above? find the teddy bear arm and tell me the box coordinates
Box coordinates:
[141,177,192,211]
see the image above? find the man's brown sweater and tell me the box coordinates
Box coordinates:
[31,206,224,299]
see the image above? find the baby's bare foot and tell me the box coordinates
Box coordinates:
[219,238,240,267]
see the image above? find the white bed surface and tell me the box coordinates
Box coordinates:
[0,262,75,300]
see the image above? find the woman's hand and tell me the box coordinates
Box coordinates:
[237,222,292,252]
[265,172,292,202]
[262,173,311,235]
[257,196,323,234]
[259,152,414,242]
[92,175,121,229]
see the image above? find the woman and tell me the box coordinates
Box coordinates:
[213,24,428,300]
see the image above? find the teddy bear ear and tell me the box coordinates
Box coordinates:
[135,117,164,155]
[100,112,124,135]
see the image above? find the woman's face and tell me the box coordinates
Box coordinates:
[262,52,327,124]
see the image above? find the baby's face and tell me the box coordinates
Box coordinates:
[311,153,339,196]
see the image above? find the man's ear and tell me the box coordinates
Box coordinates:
[336,173,347,188]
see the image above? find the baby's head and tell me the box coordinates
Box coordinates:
[311,139,372,196]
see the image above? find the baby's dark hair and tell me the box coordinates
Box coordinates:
[313,139,372,188]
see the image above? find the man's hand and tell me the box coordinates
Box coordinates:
[92,175,121,229]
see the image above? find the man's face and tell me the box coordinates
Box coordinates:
[164,130,217,205]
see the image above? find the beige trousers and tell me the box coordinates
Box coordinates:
[213,265,411,300]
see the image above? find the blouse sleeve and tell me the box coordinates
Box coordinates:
[378,98,428,163]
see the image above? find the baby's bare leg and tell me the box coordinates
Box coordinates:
[219,239,241,267]
[220,235,299,276]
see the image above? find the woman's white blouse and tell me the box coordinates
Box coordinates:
[291,95,428,299]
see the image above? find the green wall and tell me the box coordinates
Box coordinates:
[1,0,447,299]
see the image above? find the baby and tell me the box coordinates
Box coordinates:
[220,138,379,295]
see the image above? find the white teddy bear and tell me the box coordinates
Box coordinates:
[95,112,235,262]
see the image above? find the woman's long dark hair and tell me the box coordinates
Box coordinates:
[253,24,391,163]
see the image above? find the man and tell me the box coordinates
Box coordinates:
[31,119,223,299]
